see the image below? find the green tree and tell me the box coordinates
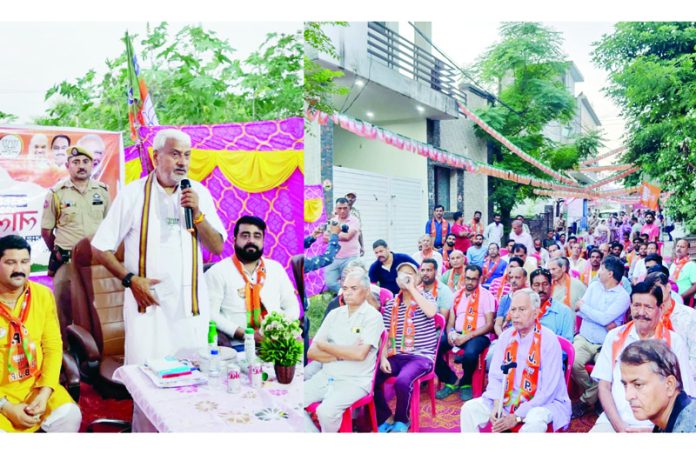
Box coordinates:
[37,22,303,144]
[303,22,349,114]
[0,111,17,123]
[471,22,601,226]
[593,22,696,232]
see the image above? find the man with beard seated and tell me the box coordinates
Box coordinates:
[206,215,300,346]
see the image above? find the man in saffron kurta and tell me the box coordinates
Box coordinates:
[92,130,226,365]
[0,235,80,433]
[205,216,299,344]
[460,288,571,432]
[374,262,438,432]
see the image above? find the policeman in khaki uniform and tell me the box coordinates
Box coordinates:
[41,145,110,340]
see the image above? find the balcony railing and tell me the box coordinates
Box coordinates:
[367,22,468,106]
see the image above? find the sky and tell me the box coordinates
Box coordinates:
[0,22,302,124]
[1,20,624,159]
[431,21,624,159]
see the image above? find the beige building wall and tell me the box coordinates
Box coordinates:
[333,120,427,181]
[439,91,489,225]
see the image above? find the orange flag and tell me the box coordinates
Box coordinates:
[640,182,661,210]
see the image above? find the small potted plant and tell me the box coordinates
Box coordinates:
[257,311,303,384]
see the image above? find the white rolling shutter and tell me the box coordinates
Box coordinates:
[333,167,424,264]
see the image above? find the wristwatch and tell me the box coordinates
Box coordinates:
[122,272,135,288]
[0,396,8,414]
[515,415,524,424]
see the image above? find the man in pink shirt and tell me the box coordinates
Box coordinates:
[640,211,661,243]
[435,264,495,401]
[324,197,362,293]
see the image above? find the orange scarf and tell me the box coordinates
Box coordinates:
[612,321,672,365]
[627,250,635,266]
[470,220,484,235]
[495,274,509,301]
[447,268,463,291]
[454,287,480,333]
[673,257,690,281]
[138,172,199,315]
[231,255,267,330]
[502,320,542,412]
[430,218,449,243]
[552,274,572,308]
[662,302,676,331]
[0,286,38,383]
[388,292,417,356]
[581,265,598,286]
[537,298,552,320]
[442,248,451,270]
[420,281,438,298]
[482,257,501,282]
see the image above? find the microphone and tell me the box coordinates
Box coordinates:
[180,178,194,232]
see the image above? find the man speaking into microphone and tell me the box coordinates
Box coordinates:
[91,130,226,365]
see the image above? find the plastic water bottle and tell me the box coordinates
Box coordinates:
[244,327,256,364]
[208,321,220,377]
[209,349,220,378]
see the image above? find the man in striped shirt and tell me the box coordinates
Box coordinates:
[374,262,438,433]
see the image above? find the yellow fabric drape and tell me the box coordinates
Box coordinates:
[126,149,303,193]
[304,198,324,223]
[125,159,143,184]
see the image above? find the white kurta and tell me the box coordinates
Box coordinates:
[591,325,695,430]
[92,175,227,365]
[205,257,300,339]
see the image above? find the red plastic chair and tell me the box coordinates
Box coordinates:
[472,346,489,398]
[305,330,389,432]
[480,335,574,433]
[382,313,446,432]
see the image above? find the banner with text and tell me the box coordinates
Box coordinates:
[0,126,123,267]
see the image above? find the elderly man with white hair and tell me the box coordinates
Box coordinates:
[508,220,534,255]
[92,129,226,365]
[28,134,49,159]
[305,269,385,432]
[460,288,571,432]
[413,234,444,272]
[76,133,106,175]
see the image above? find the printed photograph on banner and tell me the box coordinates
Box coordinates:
[303,21,693,435]
[0,126,122,270]
[0,21,305,434]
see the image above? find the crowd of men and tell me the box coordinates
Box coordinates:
[306,201,696,433]
[1,130,301,432]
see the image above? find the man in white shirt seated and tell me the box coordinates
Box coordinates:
[304,269,385,432]
[206,215,300,345]
[590,281,695,432]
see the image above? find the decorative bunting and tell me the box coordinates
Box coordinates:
[585,167,640,191]
[306,109,645,201]
[579,146,626,167]
[455,101,580,187]
[577,163,636,173]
